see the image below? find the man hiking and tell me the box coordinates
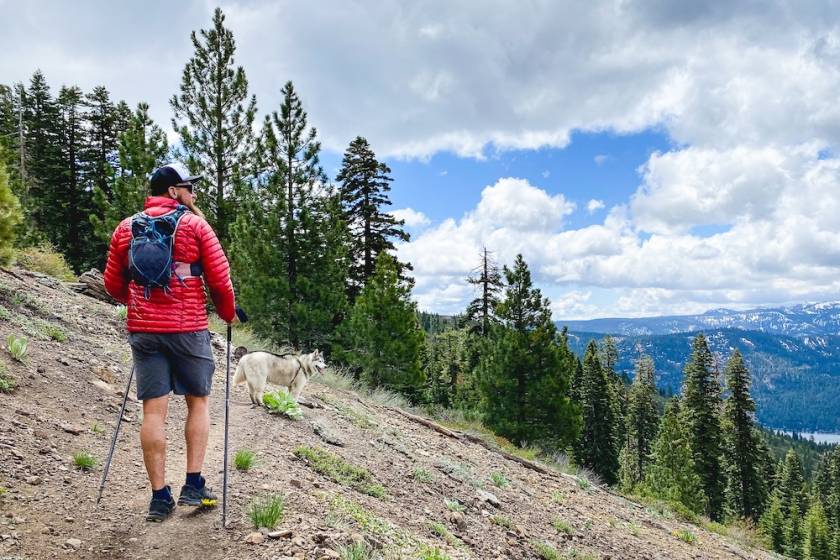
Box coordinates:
[103,162,236,522]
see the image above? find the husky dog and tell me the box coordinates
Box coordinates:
[232,349,326,405]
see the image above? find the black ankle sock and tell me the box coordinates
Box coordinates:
[152,486,171,501]
[185,472,204,489]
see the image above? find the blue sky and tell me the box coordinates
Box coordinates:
[3,1,840,319]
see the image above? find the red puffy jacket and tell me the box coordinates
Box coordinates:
[104,196,236,333]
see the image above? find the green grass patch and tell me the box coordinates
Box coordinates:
[490,515,514,530]
[115,305,127,320]
[294,446,386,498]
[40,323,67,342]
[336,541,380,560]
[674,529,696,545]
[263,389,304,420]
[576,477,592,491]
[0,362,15,394]
[6,334,27,362]
[444,497,465,512]
[72,451,96,471]
[15,244,75,281]
[553,517,574,535]
[328,495,417,550]
[234,449,257,471]
[530,540,560,560]
[551,491,564,504]
[320,394,378,430]
[90,422,104,435]
[412,466,433,483]
[428,521,463,548]
[0,305,11,321]
[248,493,285,529]
[490,472,509,488]
[418,546,451,560]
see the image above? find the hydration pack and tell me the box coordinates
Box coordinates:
[128,206,188,298]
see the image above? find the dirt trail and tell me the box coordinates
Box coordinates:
[0,267,777,560]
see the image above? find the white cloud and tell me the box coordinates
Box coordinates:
[587,199,605,213]
[542,170,551,178]
[390,208,431,228]
[594,154,609,166]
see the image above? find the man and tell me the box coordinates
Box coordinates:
[104,162,236,522]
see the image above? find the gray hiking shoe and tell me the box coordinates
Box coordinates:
[178,479,217,507]
[146,486,175,522]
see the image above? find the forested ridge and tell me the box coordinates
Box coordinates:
[0,8,838,559]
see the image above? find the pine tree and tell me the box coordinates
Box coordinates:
[619,354,659,491]
[83,86,122,202]
[55,85,88,271]
[21,71,61,245]
[803,500,832,560]
[336,136,409,301]
[575,340,620,484]
[477,254,579,449]
[333,253,424,398]
[643,399,706,514]
[232,80,347,350]
[721,350,766,520]
[465,247,503,336]
[760,492,787,554]
[787,501,805,559]
[0,156,22,265]
[680,333,725,520]
[170,7,257,242]
[91,102,168,243]
[423,327,469,408]
[600,335,627,462]
[780,450,809,520]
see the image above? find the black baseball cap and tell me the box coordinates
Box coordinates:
[149,162,203,195]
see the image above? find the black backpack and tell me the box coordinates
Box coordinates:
[128,206,188,298]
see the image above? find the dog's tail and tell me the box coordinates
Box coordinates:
[232,360,247,385]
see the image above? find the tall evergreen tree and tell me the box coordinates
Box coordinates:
[643,399,706,514]
[336,136,409,300]
[91,102,168,243]
[600,334,627,460]
[232,80,346,349]
[83,86,123,201]
[576,340,620,484]
[619,354,659,491]
[681,333,725,520]
[170,7,257,241]
[759,492,787,554]
[780,450,809,520]
[477,254,579,449]
[0,156,22,265]
[423,327,469,408]
[787,501,805,560]
[721,350,766,520]
[55,85,88,270]
[803,500,832,560]
[21,71,61,244]
[465,247,503,336]
[333,253,424,398]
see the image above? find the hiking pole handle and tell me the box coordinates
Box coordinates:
[222,323,232,528]
[97,365,135,505]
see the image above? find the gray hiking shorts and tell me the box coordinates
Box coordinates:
[128,330,215,400]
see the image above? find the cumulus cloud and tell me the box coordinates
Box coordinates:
[390,208,431,228]
[587,199,605,213]
[594,155,609,166]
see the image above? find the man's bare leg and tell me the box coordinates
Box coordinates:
[184,395,210,474]
[140,395,169,490]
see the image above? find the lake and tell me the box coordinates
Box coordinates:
[777,431,840,445]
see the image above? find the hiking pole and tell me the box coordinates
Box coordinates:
[222,322,232,528]
[97,365,135,505]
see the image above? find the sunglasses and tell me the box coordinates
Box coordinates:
[174,183,194,193]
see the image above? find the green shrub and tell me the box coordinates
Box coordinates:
[15,245,75,281]
[576,477,592,491]
[248,494,285,529]
[428,521,463,548]
[412,466,433,483]
[444,497,465,512]
[40,323,67,342]
[418,546,450,560]
[263,389,304,420]
[553,517,573,535]
[674,529,696,544]
[530,540,559,560]
[490,472,509,488]
[0,362,14,394]
[294,445,385,498]
[235,449,257,472]
[72,451,96,471]
[6,334,27,362]
[115,305,127,320]
[90,422,104,435]
[490,515,514,529]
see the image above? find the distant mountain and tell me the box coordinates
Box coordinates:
[565,328,840,432]
[559,301,840,337]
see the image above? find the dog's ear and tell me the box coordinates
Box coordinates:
[234,346,248,361]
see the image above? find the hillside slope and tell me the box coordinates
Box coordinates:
[0,267,775,559]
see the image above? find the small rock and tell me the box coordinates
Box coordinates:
[291,536,306,547]
[447,510,467,531]
[26,476,43,486]
[60,423,81,435]
[320,550,340,559]
[290,479,303,489]
[268,529,293,539]
[477,489,500,508]
[65,538,82,549]
[244,532,265,545]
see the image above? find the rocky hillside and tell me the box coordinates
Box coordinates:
[0,266,776,559]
